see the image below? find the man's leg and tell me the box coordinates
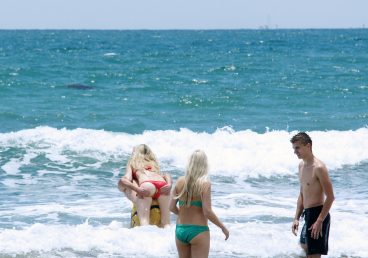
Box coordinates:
[300,243,307,253]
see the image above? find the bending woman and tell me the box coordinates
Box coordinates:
[118,144,171,227]
[170,150,229,258]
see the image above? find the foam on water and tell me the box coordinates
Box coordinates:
[0,222,176,256]
[1,152,38,175]
[1,127,368,257]
[1,126,367,178]
[1,212,368,258]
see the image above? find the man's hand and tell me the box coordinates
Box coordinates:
[160,184,172,195]
[309,219,323,239]
[292,219,299,236]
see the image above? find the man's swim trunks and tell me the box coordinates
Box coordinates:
[300,205,330,255]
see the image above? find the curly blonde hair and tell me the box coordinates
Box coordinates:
[129,144,161,174]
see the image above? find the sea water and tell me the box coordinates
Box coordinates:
[0,30,367,257]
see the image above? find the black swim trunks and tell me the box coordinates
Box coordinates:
[300,205,330,255]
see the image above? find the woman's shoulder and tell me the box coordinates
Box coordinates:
[176,176,185,184]
[201,180,211,192]
[174,176,184,188]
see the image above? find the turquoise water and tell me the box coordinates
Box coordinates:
[1,30,367,133]
[0,30,368,257]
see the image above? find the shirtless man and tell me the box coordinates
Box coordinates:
[290,132,335,257]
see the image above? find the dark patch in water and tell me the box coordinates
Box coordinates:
[66,84,94,90]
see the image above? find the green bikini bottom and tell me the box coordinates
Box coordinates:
[175,224,209,245]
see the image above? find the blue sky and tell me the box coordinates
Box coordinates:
[1,0,368,29]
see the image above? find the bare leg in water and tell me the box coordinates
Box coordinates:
[136,182,156,225]
[158,194,170,227]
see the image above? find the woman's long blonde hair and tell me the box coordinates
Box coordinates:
[129,144,160,174]
[176,150,209,206]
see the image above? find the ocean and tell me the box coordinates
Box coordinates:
[0,29,367,257]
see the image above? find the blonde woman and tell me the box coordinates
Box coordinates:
[118,144,171,227]
[170,150,229,258]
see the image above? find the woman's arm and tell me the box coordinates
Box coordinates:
[163,173,172,186]
[118,164,140,192]
[202,182,229,240]
[160,173,172,195]
[169,182,179,215]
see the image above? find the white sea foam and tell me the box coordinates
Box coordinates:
[1,152,37,174]
[1,128,365,257]
[103,52,118,57]
[0,222,176,256]
[0,212,367,258]
[1,126,367,178]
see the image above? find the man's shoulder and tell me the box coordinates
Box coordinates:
[314,157,326,167]
[314,158,328,174]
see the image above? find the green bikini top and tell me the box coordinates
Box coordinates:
[178,199,202,208]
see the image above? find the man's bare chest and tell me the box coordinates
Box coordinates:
[300,168,318,189]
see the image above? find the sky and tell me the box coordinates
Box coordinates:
[1,0,368,30]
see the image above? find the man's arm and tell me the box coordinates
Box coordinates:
[292,190,304,236]
[316,165,335,221]
[294,191,304,220]
[292,163,304,236]
[309,165,335,239]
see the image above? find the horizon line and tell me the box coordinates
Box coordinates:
[0,27,367,31]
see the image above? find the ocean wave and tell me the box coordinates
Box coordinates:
[1,126,367,178]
